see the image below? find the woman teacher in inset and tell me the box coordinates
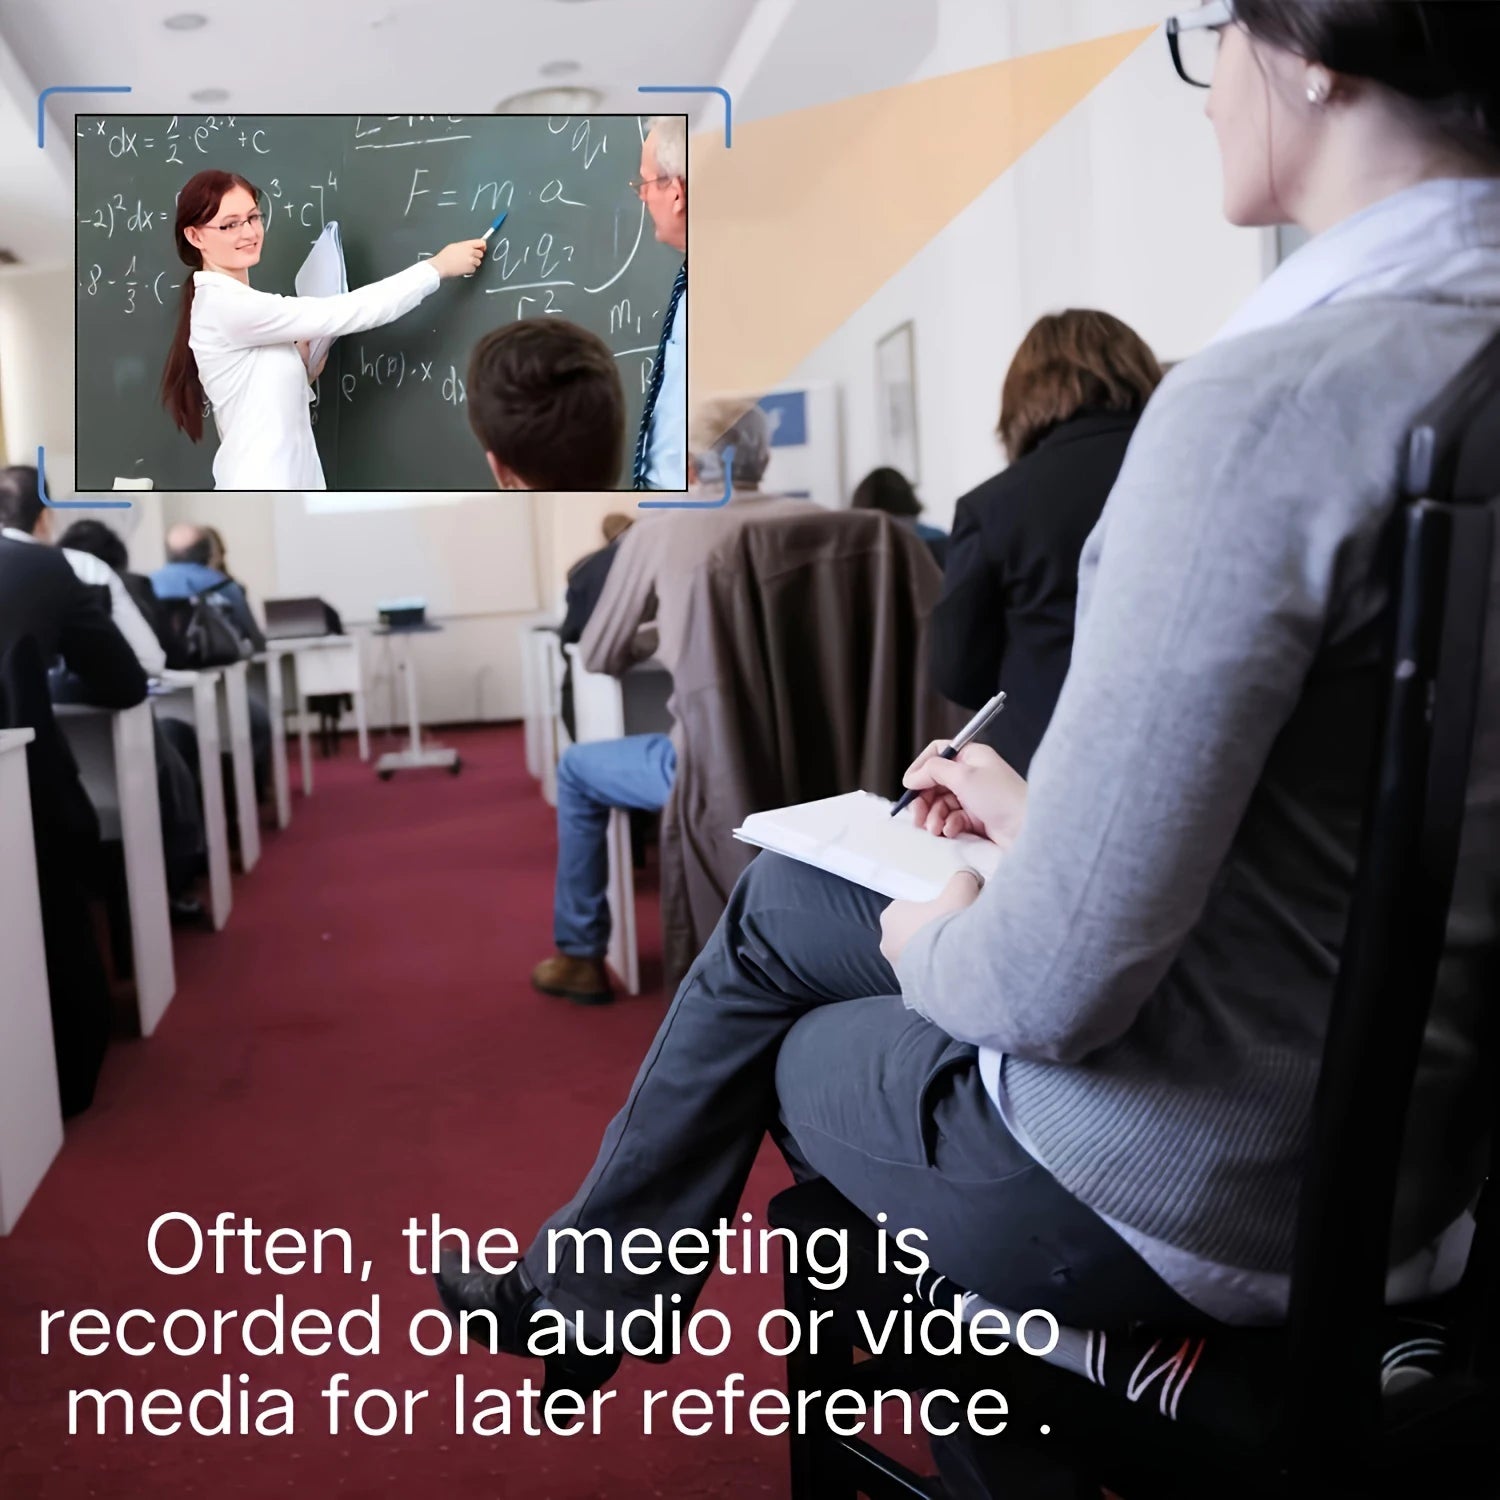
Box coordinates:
[160,169,485,489]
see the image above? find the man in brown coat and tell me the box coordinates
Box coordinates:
[531,400,816,1004]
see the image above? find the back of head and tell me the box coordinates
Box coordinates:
[165,522,214,567]
[0,465,44,535]
[466,318,625,490]
[602,513,633,545]
[998,309,1163,461]
[58,519,129,572]
[850,467,922,519]
[688,398,771,490]
[1233,1,1500,165]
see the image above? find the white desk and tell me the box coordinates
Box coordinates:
[152,671,232,931]
[250,649,291,831]
[0,730,64,1234]
[271,635,369,795]
[522,623,563,787]
[565,649,675,997]
[53,700,178,1031]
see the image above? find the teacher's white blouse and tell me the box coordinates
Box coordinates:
[189,261,441,490]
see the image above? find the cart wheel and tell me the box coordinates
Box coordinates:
[378,769,394,782]
[448,757,463,776]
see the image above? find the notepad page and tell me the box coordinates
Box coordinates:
[733,791,1003,901]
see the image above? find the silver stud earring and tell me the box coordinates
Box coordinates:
[1306,77,1330,105]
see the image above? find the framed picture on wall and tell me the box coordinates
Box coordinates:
[875,320,920,485]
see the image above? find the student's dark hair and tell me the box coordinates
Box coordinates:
[160,169,262,442]
[0,464,45,534]
[466,318,626,490]
[58,519,129,571]
[850,467,922,520]
[1234,0,1500,162]
[999,309,1163,461]
[167,534,214,566]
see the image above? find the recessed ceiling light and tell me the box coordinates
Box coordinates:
[495,85,604,112]
[540,60,581,78]
[190,87,230,102]
[163,12,208,29]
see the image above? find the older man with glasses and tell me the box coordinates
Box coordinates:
[629,116,689,490]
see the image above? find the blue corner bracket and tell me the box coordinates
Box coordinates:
[637,84,732,149]
[639,447,735,511]
[37,84,132,147]
[38,448,131,511]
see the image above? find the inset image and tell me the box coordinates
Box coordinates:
[74,112,687,492]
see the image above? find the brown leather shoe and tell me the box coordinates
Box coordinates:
[530,954,613,1005]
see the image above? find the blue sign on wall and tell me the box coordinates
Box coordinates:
[758,390,808,448]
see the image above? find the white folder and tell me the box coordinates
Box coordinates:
[294,220,348,372]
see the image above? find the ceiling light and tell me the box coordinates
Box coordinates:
[494,85,604,112]
[163,12,208,28]
[190,87,230,102]
[540,60,581,77]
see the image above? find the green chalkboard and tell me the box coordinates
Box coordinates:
[74,113,683,492]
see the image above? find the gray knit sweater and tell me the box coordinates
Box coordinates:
[898,294,1500,1273]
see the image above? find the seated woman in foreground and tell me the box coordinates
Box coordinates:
[436,0,1500,1394]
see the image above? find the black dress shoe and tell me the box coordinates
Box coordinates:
[169,895,211,929]
[433,1251,621,1395]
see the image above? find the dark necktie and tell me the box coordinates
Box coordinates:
[632,261,687,489]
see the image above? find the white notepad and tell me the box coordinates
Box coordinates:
[733,790,1004,902]
[294,220,348,371]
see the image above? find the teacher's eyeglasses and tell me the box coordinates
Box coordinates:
[207,211,264,234]
[1167,0,1234,88]
[628,175,672,199]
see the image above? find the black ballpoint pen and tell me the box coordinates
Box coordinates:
[889,690,1007,818]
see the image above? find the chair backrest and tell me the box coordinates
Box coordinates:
[657,508,952,986]
[1283,330,1500,1455]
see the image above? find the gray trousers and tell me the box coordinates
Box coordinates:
[525,852,1200,1331]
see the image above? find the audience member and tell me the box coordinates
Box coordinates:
[56,517,170,653]
[1,468,165,677]
[436,0,1500,1403]
[930,309,1162,774]
[632,115,688,489]
[558,514,635,743]
[153,522,271,800]
[850,467,949,567]
[467,318,626,490]
[529,400,816,1005]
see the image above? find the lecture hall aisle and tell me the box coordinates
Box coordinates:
[0,726,795,1499]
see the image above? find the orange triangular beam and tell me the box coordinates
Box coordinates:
[687,27,1155,405]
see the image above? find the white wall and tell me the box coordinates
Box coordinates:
[0,265,75,498]
[787,0,1268,524]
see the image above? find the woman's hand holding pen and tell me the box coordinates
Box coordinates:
[901,740,1028,850]
[431,239,488,279]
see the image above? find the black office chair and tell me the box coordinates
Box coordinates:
[769,330,1500,1500]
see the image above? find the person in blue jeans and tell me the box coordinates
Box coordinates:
[531,401,815,1005]
[544,732,678,1004]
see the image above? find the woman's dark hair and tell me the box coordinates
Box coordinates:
[58,518,129,572]
[998,310,1163,462]
[160,169,261,442]
[1234,0,1500,162]
[850,467,922,519]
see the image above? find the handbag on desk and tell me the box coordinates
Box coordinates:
[159,579,255,669]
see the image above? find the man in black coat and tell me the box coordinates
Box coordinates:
[0,525,147,1116]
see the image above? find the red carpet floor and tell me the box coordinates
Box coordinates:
[0,726,805,1499]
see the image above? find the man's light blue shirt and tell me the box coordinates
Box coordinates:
[643,288,687,490]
